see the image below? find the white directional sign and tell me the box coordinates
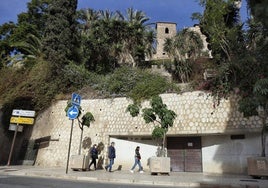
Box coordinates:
[12,109,35,117]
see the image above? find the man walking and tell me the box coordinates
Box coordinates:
[105,142,116,172]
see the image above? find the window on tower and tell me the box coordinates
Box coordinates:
[165,27,169,34]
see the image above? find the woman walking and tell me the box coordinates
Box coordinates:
[88,144,98,170]
[130,146,144,173]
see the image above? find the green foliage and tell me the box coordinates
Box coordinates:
[79,8,154,72]
[152,126,165,139]
[247,0,268,29]
[97,66,178,102]
[64,100,72,115]
[126,103,140,117]
[81,112,95,127]
[197,0,242,62]
[142,108,156,123]
[127,96,177,156]
[101,66,141,95]
[238,97,259,117]
[149,96,177,129]
[163,28,204,83]
[127,95,177,140]
[193,0,247,100]
[42,0,80,73]
[193,0,268,156]
[0,0,51,69]
[128,72,176,103]
[254,78,268,96]
[61,62,93,89]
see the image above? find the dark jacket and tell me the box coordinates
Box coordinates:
[135,148,141,160]
[91,147,98,159]
[108,145,116,159]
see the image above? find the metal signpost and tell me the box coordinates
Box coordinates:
[7,109,35,166]
[66,93,81,174]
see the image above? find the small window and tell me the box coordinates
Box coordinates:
[231,135,245,140]
[165,27,169,34]
[162,52,166,55]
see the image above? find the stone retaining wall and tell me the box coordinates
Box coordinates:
[30,91,262,169]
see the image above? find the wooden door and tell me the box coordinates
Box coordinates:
[167,137,202,172]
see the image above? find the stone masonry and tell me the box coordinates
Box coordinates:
[30,91,262,168]
[152,22,177,60]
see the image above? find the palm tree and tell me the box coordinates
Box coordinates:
[115,8,153,67]
[164,29,204,83]
[78,8,99,34]
[99,10,116,22]
[79,8,154,70]
[7,33,42,67]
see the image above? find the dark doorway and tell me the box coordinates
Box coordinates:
[167,137,202,172]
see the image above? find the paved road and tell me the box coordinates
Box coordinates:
[0,175,170,188]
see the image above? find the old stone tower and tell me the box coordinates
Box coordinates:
[153,22,177,60]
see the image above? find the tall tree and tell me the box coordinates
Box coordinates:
[120,8,154,67]
[42,0,80,74]
[192,0,244,98]
[164,29,204,83]
[0,22,16,68]
[79,8,154,72]
[19,0,52,37]
[0,0,51,68]
[237,0,268,157]
[194,0,268,156]
[127,96,177,156]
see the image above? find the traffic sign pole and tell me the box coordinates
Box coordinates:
[66,119,74,174]
[7,123,19,166]
[66,94,81,173]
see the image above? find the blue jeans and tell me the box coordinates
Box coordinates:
[106,158,114,171]
[131,157,142,171]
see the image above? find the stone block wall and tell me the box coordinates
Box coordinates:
[30,91,262,168]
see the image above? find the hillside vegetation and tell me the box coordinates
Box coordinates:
[0,0,267,149]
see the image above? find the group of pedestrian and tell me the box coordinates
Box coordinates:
[88,142,144,173]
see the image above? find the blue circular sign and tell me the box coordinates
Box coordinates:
[67,106,79,120]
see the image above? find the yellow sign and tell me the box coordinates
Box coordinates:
[10,117,34,125]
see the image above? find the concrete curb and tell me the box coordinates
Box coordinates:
[0,166,266,188]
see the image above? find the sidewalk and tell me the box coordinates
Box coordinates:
[0,165,266,188]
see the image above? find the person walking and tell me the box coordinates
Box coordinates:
[88,144,98,170]
[130,146,144,173]
[105,142,116,172]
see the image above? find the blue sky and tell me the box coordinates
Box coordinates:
[0,0,248,30]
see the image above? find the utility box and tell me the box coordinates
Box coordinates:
[247,157,268,178]
[149,157,170,174]
[70,155,89,171]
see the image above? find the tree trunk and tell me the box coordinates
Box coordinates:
[261,112,267,157]
[79,128,83,155]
